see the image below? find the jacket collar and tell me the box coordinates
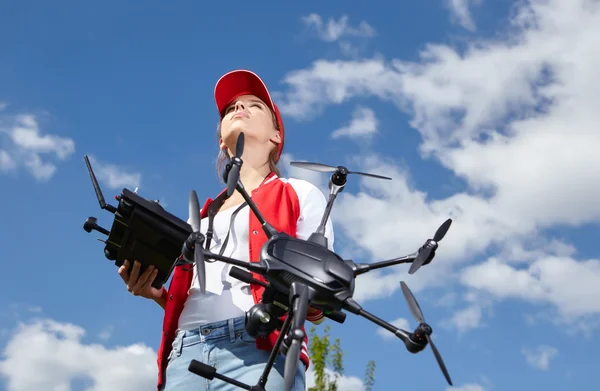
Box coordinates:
[200,171,278,219]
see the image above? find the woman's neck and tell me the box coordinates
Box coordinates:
[225,137,276,194]
[238,163,271,191]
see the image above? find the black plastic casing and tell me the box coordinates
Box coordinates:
[104,188,192,289]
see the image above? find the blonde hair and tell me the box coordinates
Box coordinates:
[215,107,282,182]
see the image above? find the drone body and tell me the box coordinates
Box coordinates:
[260,233,356,309]
[82,132,455,391]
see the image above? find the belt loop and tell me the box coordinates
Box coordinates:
[228,318,236,342]
[175,331,184,357]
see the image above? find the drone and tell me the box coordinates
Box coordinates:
[82,132,454,391]
[181,132,454,390]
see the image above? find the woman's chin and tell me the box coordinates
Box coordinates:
[226,126,258,142]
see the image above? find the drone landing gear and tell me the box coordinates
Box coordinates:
[188,282,315,391]
[188,313,294,391]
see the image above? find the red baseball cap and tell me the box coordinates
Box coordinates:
[214,69,285,160]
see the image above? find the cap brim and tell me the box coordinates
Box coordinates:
[214,69,276,117]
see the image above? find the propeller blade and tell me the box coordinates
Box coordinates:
[189,190,201,233]
[400,281,425,323]
[289,161,337,172]
[225,132,245,197]
[194,238,206,294]
[226,164,239,197]
[400,282,453,386]
[433,219,452,242]
[348,170,392,180]
[284,338,301,391]
[290,161,392,182]
[235,131,245,158]
[408,219,452,274]
[408,246,432,274]
[426,334,453,386]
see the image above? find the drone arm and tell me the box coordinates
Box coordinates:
[235,182,278,238]
[296,182,336,251]
[343,297,418,349]
[314,192,336,236]
[204,251,268,274]
[353,252,418,276]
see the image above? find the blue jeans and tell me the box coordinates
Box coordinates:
[161,316,306,391]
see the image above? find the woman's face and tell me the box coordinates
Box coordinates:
[219,94,280,155]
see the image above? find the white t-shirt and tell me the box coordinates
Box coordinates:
[177,177,334,331]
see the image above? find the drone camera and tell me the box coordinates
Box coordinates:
[245,303,284,338]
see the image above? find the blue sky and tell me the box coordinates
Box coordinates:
[1,0,599,390]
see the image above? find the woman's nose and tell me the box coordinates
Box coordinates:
[233,101,245,111]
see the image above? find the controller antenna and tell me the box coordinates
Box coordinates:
[84,155,117,213]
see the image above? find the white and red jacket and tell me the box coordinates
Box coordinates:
[155,172,334,390]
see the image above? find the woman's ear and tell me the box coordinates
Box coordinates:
[270,131,282,145]
[219,138,226,150]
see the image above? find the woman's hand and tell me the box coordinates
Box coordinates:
[118,260,164,302]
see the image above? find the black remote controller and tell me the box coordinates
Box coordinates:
[82,156,192,289]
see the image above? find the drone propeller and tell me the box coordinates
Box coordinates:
[289,161,392,181]
[186,189,207,293]
[408,218,452,275]
[226,132,245,197]
[400,281,452,386]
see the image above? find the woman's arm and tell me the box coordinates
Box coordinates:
[153,286,169,310]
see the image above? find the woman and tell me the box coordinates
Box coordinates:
[118,69,335,391]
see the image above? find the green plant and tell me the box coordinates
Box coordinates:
[307,325,376,391]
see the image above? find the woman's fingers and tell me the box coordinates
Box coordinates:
[130,264,156,295]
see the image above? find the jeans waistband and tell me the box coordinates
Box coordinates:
[177,316,247,342]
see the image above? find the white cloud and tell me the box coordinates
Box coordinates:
[86,155,142,190]
[10,115,74,159]
[460,255,600,320]
[305,366,365,391]
[331,106,378,140]
[274,0,600,328]
[449,304,483,333]
[0,319,157,391]
[298,14,376,60]
[275,58,401,120]
[522,344,558,370]
[97,326,113,342]
[0,317,370,391]
[0,150,16,172]
[447,384,485,391]
[445,0,482,31]
[0,112,75,181]
[301,14,376,42]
